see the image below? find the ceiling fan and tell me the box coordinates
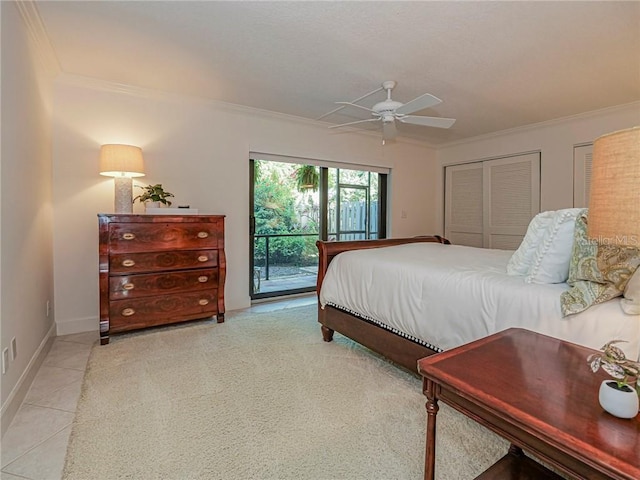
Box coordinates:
[328,81,456,141]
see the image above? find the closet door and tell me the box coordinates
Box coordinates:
[445,163,483,247]
[573,144,593,208]
[445,153,540,249]
[483,153,540,250]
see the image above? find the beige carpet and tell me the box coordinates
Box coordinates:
[63,305,508,479]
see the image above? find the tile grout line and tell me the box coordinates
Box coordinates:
[22,399,80,415]
[1,419,73,474]
[0,469,32,479]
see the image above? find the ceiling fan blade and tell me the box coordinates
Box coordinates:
[398,115,456,129]
[329,118,380,129]
[317,85,384,120]
[395,93,442,115]
[335,102,375,113]
[382,121,397,140]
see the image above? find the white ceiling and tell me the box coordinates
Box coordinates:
[36,1,640,144]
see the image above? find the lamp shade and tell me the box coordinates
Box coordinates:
[587,126,640,246]
[99,144,145,177]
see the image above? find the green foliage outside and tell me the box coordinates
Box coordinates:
[253,160,379,268]
[253,161,319,266]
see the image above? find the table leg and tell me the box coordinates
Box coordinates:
[508,444,524,457]
[424,378,439,480]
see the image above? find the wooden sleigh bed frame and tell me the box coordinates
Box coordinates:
[316,236,450,372]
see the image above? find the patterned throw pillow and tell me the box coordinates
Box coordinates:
[560,211,640,316]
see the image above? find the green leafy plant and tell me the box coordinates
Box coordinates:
[133,184,175,206]
[295,165,319,192]
[588,340,640,392]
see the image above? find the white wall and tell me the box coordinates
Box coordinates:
[435,103,640,231]
[52,76,438,334]
[1,2,56,433]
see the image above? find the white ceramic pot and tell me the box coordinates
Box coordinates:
[598,380,639,419]
[144,201,162,213]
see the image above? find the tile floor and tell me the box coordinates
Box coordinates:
[0,294,316,480]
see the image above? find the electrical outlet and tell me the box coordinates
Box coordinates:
[2,348,8,374]
[401,210,407,219]
[46,300,50,317]
[10,337,17,361]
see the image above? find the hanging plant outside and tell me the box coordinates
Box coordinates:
[295,165,319,192]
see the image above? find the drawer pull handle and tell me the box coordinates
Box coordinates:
[198,299,209,306]
[198,255,208,262]
[197,231,209,239]
[122,308,135,317]
[123,283,135,290]
[198,276,208,283]
[122,259,136,267]
[122,233,136,240]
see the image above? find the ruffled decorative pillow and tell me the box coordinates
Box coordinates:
[506,211,556,276]
[560,211,640,316]
[525,208,584,284]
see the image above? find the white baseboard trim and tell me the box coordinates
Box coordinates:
[56,316,98,336]
[1,322,56,437]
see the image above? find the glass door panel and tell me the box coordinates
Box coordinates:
[250,160,387,299]
[328,168,380,241]
[250,159,319,299]
[337,186,368,240]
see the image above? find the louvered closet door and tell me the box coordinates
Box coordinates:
[483,153,540,250]
[573,144,593,208]
[445,163,483,247]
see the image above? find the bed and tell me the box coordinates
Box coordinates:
[316,233,640,372]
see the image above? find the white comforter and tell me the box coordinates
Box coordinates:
[319,243,640,359]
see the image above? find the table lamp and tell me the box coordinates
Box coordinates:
[99,144,145,213]
[587,126,640,314]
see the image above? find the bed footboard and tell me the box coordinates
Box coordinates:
[316,235,450,292]
[315,236,449,371]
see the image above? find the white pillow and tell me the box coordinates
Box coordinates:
[622,268,640,314]
[525,208,584,284]
[506,211,556,276]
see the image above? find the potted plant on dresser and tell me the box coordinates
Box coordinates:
[588,340,640,419]
[133,183,174,210]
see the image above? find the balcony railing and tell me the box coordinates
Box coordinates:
[254,233,318,281]
[252,231,379,297]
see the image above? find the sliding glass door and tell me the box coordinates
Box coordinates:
[250,158,386,300]
[329,168,383,241]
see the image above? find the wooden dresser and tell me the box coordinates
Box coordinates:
[98,214,226,345]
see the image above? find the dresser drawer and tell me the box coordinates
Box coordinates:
[109,291,218,332]
[109,222,219,253]
[109,268,218,300]
[110,250,218,274]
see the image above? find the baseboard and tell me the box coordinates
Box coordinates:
[56,315,98,336]
[1,322,56,437]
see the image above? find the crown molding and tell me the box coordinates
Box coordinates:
[14,1,61,77]
[55,73,434,148]
[438,101,640,149]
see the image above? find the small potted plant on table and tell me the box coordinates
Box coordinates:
[588,340,640,419]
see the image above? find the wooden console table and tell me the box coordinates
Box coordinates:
[417,328,640,480]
